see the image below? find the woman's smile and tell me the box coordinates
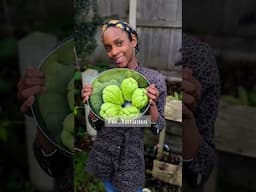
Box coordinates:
[113,55,124,65]
[102,27,137,69]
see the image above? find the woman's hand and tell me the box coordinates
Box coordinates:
[182,67,202,159]
[81,83,93,103]
[146,84,159,106]
[17,67,56,154]
[182,67,202,119]
[17,67,46,113]
[81,84,98,121]
[146,84,160,122]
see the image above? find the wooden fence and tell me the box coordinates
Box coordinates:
[88,0,182,71]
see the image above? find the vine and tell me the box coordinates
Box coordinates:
[74,0,103,70]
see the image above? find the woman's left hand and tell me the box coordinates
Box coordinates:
[146,84,159,106]
[182,67,202,119]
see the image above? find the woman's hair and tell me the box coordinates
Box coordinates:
[102,19,140,54]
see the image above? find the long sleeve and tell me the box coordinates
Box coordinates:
[182,33,220,186]
[33,137,74,191]
[136,65,167,135]
[33,139,72,178]
[150,73,167,135]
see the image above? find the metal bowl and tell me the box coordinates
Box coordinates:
[31,38,74,157]
[88,68,150,121]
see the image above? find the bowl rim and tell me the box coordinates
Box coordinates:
[30,37,74,157]
[88,68,151,122]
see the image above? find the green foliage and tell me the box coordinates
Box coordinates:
[74,0,103,64]
[61,113,74,151]
[248,86,256,106]
[0,37,17,59]
[67,77,75,111]
[93,79,119,95]
[0,122,9,142]
[238,86,248,105]
[74,151,105,192]
[221,85,256,106]
[0,79,12,94]
[166,91,182,101]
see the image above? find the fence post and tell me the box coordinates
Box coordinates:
[18,32,57,192]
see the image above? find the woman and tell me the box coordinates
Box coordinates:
[181,33,220,191]
[81,20,167,192]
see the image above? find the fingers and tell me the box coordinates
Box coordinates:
[146,84,159,103]
[181,67,202,119]
[182,103,194,119]
[18,86,46,101]
[18,68,45,98]
[182,79,196,95]
[81,84,93,103]
[19,78,45,90]
[25,67,44,78]
[89,111,98,120]
[149,99,157,107]
[20,68,44,88]
[182,67,202,102]
[20,96,35,113]
[182,67,193,79]
[183,92,196,110]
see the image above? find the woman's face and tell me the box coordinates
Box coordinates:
[102,27,137,68]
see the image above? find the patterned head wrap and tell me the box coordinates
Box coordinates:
[102,19,139,53]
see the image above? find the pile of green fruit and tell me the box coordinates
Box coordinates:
[89,69,150,121]
[99,77,149,120]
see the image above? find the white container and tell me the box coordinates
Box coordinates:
[81,69,99,138]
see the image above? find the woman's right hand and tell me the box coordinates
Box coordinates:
[81,84,98,121]
[81,83,93,103]
[17,67,45,113]
[182,67,202,119]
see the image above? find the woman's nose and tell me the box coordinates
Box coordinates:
[111,46,119,57]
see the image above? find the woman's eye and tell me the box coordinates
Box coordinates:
[116,41,123,46]
[105,46,111,52]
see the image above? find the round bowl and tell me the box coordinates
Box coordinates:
[31,37,74,157]
[88,68,150,122]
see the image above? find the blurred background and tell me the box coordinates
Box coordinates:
[0,0,73,191]
[184,0,256,192]
[3,0,256,192]
[1,0,182,191]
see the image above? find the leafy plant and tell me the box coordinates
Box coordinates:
[74,151,105,192]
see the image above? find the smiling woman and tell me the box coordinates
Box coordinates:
[101,20,138,69]
[81,19,167,192]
